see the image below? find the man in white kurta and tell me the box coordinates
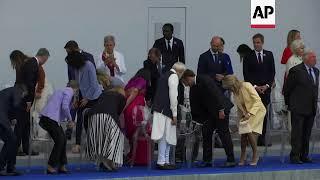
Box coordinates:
[151,62,185,169]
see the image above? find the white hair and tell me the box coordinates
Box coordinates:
[290,39,304,54]
[172,62,186,72]
[104,35,115,44]
[302,48,314,61]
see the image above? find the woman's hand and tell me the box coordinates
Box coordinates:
[244,112,252,120]
[79,98,88,108]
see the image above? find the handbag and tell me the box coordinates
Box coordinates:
[238,119,252,134]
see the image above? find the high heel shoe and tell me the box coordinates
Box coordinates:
[46,169,57,175]
[249,157,260,166]
[238,160,246,166]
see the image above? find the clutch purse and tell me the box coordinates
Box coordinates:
[238,119,252,134]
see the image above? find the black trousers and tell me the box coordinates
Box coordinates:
[290,113,315,159]
[202,114,235,163]
[14,104,30,154]
[258,93,270,144]
[39,116,67,167]
[75,99,98,145]
[0,124,17,171]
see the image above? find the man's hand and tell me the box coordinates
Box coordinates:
[67,121,75,128]
[260,85,269,93]
[255,86,263,94]
[35,92,42,99]
[218,111,225,120]
[26,102,32,112]
[72,101,79,109]
[171,117,177,126]
[215,74,224,81]
[79,98,88,108]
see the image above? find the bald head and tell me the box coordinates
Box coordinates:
[210,36,222,53]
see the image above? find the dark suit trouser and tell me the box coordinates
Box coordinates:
[0,124,17,171]
[290,113,315,159]
[14,106,30,154]
[202,114,235,163]
[39,116,67,167]
[258,93,270,144]
[75,99,98,145]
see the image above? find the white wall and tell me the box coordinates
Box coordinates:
[0,0,319,88]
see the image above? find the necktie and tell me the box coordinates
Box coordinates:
[258,52,262,64]
[309,68,315,84]
[167,40,172,53]
[214,54,219,63]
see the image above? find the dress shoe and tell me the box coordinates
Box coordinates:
[290,158,303,164]
[197,162,212,168]
[26,151,39,156]
[165,163,177,170]
[257,142,272,147]
[6,170,22,176]
[156,164,176,170]
[0,169,6,176]
[222,161,236,168]
[17,152,26,156]
[301,157,313,163]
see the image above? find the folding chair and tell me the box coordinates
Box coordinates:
[262,99,289,163]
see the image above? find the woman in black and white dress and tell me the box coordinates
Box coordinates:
[86,87,126,171]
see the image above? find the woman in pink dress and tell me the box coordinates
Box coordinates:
[123,68,151,165]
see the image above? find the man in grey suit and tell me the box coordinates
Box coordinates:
[284,49,319,164]
[0,85,27,176]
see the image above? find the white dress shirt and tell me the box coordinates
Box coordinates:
[96,50,127,83]
[168,69,179,117]
[255,50,264,63]
[165,37,174,50]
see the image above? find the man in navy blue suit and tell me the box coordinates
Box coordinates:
[243,33,276,146]
[153,23,185,72]
[197,36,229,91]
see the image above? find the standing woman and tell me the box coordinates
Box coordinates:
[86,87,126,171]
[66,51,102,153]
[281,30,301,92]
[123,68,151,165]
[39,81,78,174]
[222,75,266,166]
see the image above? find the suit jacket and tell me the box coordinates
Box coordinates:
[197,50,229,91]
[15,57,39,104]
[143,59,160,102]
[243,50,275,88]
[153,37,185,72]
[284,63,319,116]
[0,87,24,130]
[190,75,233,124]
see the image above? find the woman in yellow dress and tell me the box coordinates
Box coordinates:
[222,75,266,166]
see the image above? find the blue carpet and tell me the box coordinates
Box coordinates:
[4,155,320,179]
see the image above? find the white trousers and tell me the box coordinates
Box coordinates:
[157,133,171,165]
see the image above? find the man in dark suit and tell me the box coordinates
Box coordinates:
[0,85,27,176]
[153,23,185,72]
[243,33,275,146]
[197,36,228,90]
[182,69,236,168]
[284,50,319,164]
[143,48,162,105]
[14,48,50,156]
